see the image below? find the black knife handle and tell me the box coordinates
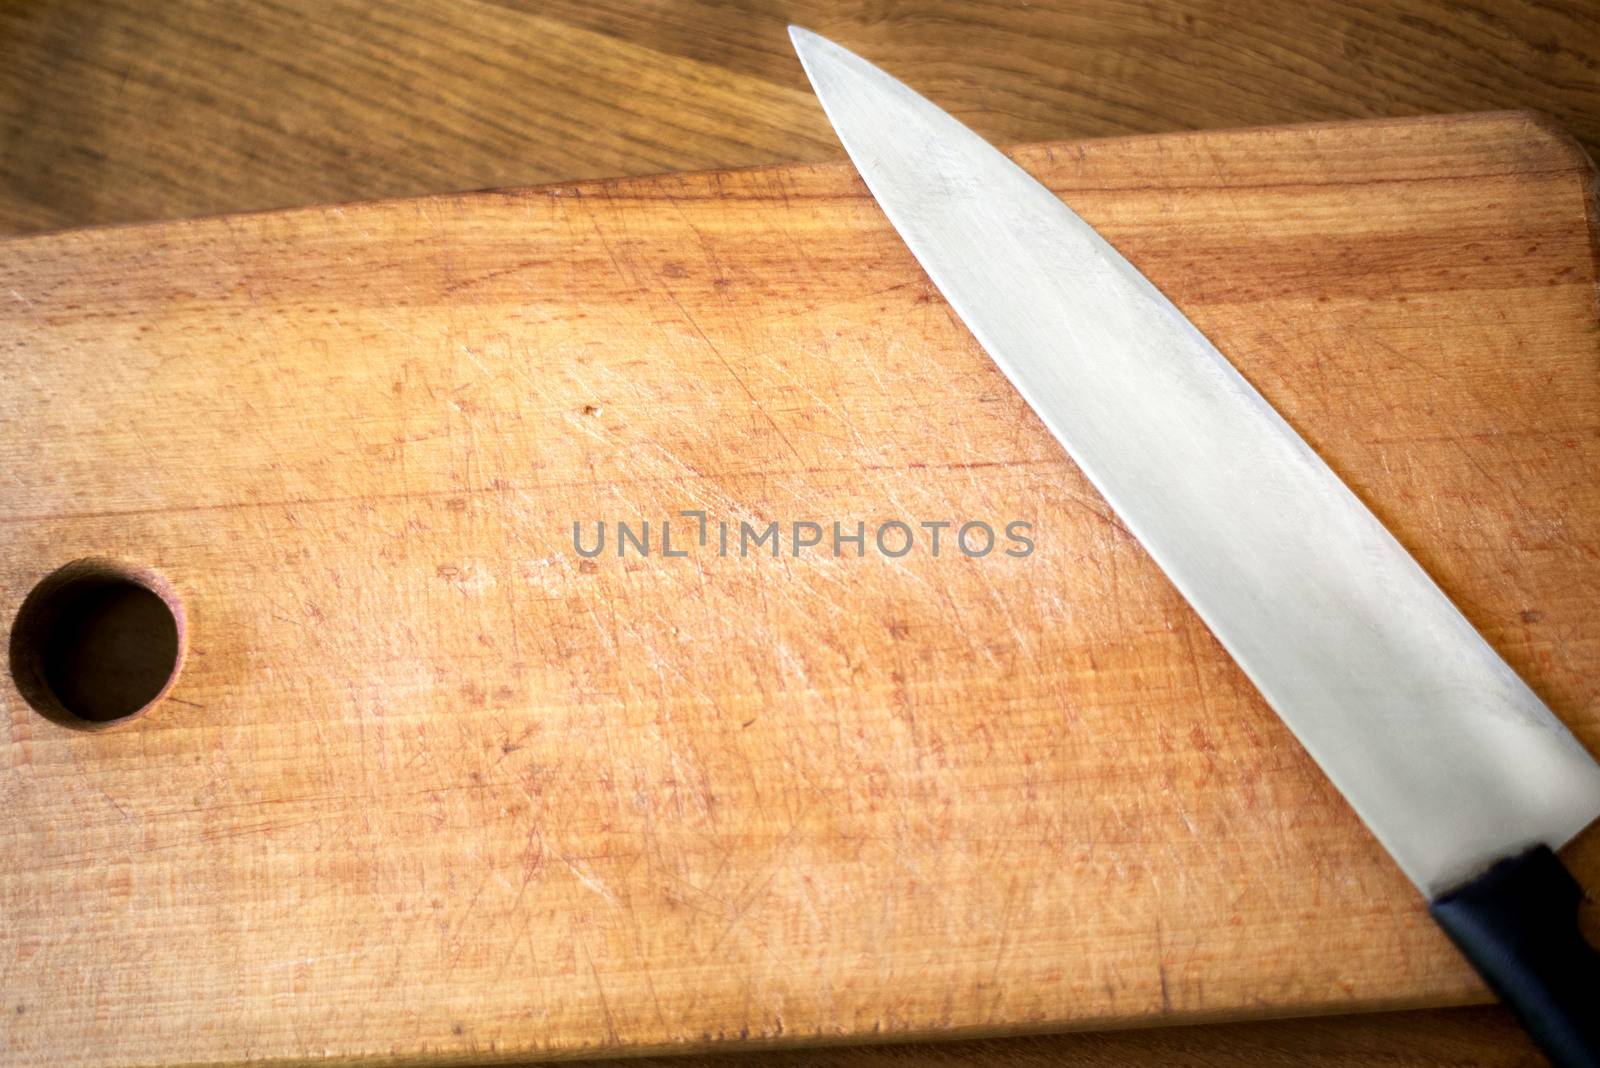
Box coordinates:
[1430,846,1600,1068]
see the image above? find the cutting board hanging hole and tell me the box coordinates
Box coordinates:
[7,559,185,730]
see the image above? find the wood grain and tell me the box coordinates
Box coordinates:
[568,1006,1547,1068]
[2,111,1596,1068]
[5,3,1598,1064]
[2,0,1598,236]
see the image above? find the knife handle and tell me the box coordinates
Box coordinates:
[1430,846,1600,1068]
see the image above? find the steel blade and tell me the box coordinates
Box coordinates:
[790,26,1600,897]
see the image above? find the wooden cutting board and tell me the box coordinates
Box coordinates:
[3,111,1598,1068]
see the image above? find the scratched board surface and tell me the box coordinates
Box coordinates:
[2,112,1598,1068]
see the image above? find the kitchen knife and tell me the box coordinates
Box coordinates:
[789,27,1600,1066]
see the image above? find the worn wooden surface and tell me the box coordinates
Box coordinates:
[2,111,1596,1067]
[6,4,1599,1064]
[574,1006,1546,1068]
[2,0,1599,237]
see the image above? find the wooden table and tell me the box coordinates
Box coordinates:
[3,3,1596,1064]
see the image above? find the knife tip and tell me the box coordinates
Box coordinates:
[787,24,819,51]
[788,25,856,85]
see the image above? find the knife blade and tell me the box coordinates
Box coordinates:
[790,27,1600,1066]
